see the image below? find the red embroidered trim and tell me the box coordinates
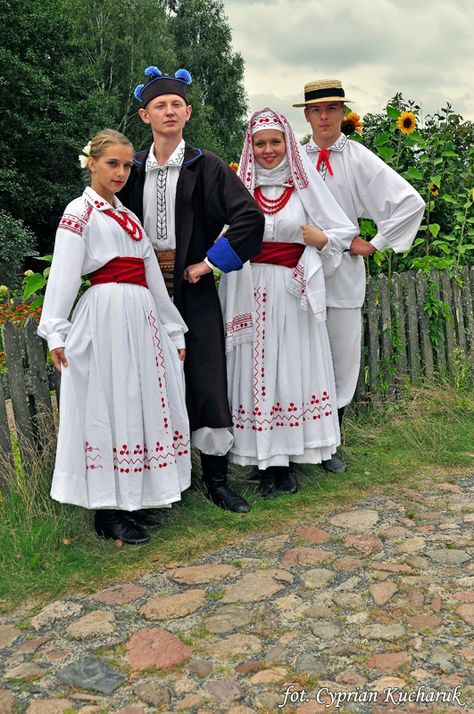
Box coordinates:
[104,209,143,241]
[254,184,294,214]
[233,392,333,432]
[60,213,88,237]
[85,442,103,470]
[225,312,253,336]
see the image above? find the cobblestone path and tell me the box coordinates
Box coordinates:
[0,475,472,713]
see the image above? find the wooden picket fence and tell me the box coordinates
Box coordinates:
[1,267,473,471]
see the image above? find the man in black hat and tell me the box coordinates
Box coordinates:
[294,79,424,473]
[119,66,264,513]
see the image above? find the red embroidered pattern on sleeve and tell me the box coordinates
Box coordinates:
[59,203,92,237]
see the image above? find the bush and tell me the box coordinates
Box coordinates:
[0,210,37,288]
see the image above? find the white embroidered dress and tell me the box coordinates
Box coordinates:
[225,189,341,469]
[38,187,191,510]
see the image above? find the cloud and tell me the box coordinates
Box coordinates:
[223,0,474,139]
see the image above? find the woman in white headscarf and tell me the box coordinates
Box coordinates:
[219,108,357,497]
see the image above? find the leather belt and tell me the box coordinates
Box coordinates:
[157,249,176,271]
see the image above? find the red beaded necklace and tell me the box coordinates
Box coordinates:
[104,209,143,241]
[254,182,294,215]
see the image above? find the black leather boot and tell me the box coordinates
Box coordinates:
[257,468,278,498]
[274,464,299,494]
[94,510,150,544]
[321,407,347,473]
[201,453,250,513]
[127,510,161,532]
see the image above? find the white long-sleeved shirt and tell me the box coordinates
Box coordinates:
[38,187,187,351]
[305,134,425,307]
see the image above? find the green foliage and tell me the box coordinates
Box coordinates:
[359,94,474,276]
[1,0,248,255]
[0,210,37,288]
[169,0,248,159]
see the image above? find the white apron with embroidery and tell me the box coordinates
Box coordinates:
[223,190,340,469]
[38,188,191,510]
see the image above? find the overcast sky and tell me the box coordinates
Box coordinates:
[223,0,474,139]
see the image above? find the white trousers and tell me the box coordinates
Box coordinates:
[326,307,362,409]
[192,427,234,456]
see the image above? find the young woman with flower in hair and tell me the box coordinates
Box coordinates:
[38,129,191,544]
[219,108,357,498]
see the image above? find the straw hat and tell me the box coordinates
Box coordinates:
[293,79,353,107]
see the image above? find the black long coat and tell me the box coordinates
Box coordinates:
[119,144,264,431]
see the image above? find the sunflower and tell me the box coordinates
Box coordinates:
[341,112,363,136]
[228,162,239,172]
[430,182,439,197]
[396,111,417,135]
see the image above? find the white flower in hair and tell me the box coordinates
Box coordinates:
[78,141,92,169]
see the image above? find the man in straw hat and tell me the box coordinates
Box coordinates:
[119,66,264,514]
[294,79,425,473]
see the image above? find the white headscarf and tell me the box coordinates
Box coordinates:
[219,107,357,352]
[238,108,310,192]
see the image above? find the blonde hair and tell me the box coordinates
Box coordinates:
[89,128,133,160]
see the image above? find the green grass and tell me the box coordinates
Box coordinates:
[0,379,472,612]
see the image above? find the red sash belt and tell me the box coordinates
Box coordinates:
[89,257,147,287]
[250,241,305,268]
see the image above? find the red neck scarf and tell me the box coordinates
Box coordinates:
[316,148,333,176]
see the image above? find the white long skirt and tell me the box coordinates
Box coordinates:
[51,283,191,510]
[227,264,339,469]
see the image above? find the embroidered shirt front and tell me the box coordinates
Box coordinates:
[142,139,185,250]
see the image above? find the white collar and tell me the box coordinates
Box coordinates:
[307,134,347,153]
[145,139,186,172]
[84,186,130,212]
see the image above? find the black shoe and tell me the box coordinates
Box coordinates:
[127,509,160,532]
[201,452,251,513]
[321,452,347,474]
[274,465,299,494]
[94,510,150,544]
[244,466,260,483]
[257,468,278,499]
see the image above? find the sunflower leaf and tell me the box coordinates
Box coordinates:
[403,167,424,181]
[386,106,400,119]
[428,223,441,238]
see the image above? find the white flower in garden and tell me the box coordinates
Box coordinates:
[0,285,9,300]
[24,270,34,277]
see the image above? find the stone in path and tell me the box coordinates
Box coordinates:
[302,568,335,589]
[91,583,147,605]
[3,663,46,681]
[204,605,253,634]
[26,699,73,714]
[65,610,115,639]
[367,651,411,673]
[425,548,470,565]
[330,509,379,531]
[57,656,124,695]
[221,569,293,603]
[31,600,83,630]
[456,603,474,625]
[140,588,206,620]
[407,615,441,630]
[126,628,192,671]
[370,581,398,605]
[0,625,21,650]
[13,636,50,656]
[342,534,383,556]
[167,563,239,584]
[296,526,330,544]
[360,624,405,641]
[281,547,331,568]
[257,534,289,552]
[334,556,363,572]
[206,677,243,702]
[0,688,16,714]
[134,681,171,708]
[209,634,262,657]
